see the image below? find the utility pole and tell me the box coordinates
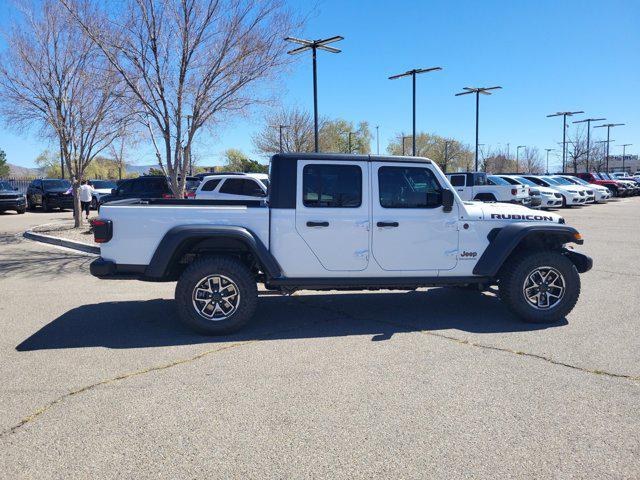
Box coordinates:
[572,117,605,172]
[285,36,344,153]
[545,148,554,174]
[443,141,449,173]
[455,86,502,171]
[376,125,379,155]
[547,111,584,172]
[594,123,625,172]
[388,67,442,156]
[401,136,412,156]
[620,144,632,173]
[516,145,526,174]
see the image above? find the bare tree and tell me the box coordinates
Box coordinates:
[566,126,590,173]
[0,0,125,226]
[62,0,296,198]
[521,147,544,174]
[386,132,473,172]
[252,106,317,156]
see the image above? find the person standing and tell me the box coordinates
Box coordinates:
[78,180,94,220]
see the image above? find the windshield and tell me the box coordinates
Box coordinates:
[0,181,12,190]
[487,175,511,186]
[542,177,560,185]
[551,176,574,186]
[499,176,520,185]
[185,179,201,190]
[601,173,612,180]
[569,177,589,186]
[43,179,71,190]
[91,180,117,189]
[515,176,537,187]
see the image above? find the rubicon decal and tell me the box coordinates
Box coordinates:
[490,213,555,221]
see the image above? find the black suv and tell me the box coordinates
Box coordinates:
[98,176,172,206]
[98,175,200,206]
[0,181,26,214]
[26,178,73,211]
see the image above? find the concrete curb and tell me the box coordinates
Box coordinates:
[24,230,99,255]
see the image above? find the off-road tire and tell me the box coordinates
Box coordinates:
[499,250,580,323]
[175,255,258,335]
[16,207,26,214]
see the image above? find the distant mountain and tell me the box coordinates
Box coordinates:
[125,164,157,175]
[7,163,42,178]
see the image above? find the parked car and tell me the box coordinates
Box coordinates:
[487,175,540,208]
[195,173,268,201]
[599,173,640,195]
[560,175,611,203]
[446,172,530,205]
[88,179,118,210]
[26,178,73,211]
[548,176,595,203]
[498,175,563,209]
[573,172,628,197]
[98,176,172,206]
[90,153,592,335]
[0,181,26,214]
[520,175,585,207]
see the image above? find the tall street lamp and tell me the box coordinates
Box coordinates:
[516,145,526,173]
[375,125,380,155]
[545,148,554,174]
[572,117,605,172]
[285,36,344,153]
[401,136,411,156]
[271,124,289,153]
[455,86,502,171]
[620,143,632,172]
[389,67,442,156]
[547,111,584,172]
[594,123,625,172]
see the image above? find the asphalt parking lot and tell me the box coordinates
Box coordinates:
[1,201,639,479]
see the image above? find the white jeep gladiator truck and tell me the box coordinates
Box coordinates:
[91,154,592,335]
[446,172,531,205]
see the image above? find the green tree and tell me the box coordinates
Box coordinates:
[148,167,165,176]
[223,149,268,173]
[320,120,372,154]
[34,150,62,178]
[0,149,9,178]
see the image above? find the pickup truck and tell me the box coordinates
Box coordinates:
[446,172,531,205]
[90,153,592,335]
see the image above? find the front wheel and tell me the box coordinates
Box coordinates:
[499,251,580,323]
[175,255,258,335]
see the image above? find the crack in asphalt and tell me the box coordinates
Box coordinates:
[291,295,640,384]
[3,290,638,438]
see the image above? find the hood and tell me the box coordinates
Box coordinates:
[534,186,559,195]
[45,188,72,194]
[94,188,113,194]
[0,188,19,195]
[463,201,564,224]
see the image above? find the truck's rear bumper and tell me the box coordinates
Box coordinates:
[90,258,146,279]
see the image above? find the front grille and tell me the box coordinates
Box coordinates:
[587,190,594,195]
[0,194,19,200]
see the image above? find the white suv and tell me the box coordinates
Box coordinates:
[195,173,268,201]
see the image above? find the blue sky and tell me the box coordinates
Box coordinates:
[1,0,638,172]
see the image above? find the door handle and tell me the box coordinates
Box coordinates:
[306,221,329,227]
[377,221,399,228]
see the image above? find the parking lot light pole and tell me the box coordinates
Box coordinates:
[271,124,289,153]
[594,123,625,172]
[516,145,525,173]
[401,136,411,156]
[455,86,502,171]
[285,36,344,153]
[572,117,605,172]
[389,67,442,156]
[376,125,380,154]
[547,111,584,172]
[545,148,554,174]
[620,144,632,172]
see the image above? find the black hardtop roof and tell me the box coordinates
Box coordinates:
[445,171,486,175]
[271,153,432,164]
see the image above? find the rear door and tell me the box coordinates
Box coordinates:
[448,174,469,200]
[372,163,458,272]
[295,160,369,271]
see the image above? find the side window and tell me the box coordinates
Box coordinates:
[201,179,221,192]
[242,179,266,197]
[117,180,135,195]
[220,178,249,195]
[449,175,465,187]
[378,167,442,209]
[302,164,362,208]
[475,174,487,186]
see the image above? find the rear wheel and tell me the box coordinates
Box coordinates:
[91,197,98,210]
[499,250,580,323]
[175,256,258,335]
[16,207,26,214]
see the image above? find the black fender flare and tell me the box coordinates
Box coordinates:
[473,223,588,277]
[145,225,282,280]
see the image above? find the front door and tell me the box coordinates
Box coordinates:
[295,161,370,271]
[371,163,458,272]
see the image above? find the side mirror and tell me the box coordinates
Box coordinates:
[442,189,454,212]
